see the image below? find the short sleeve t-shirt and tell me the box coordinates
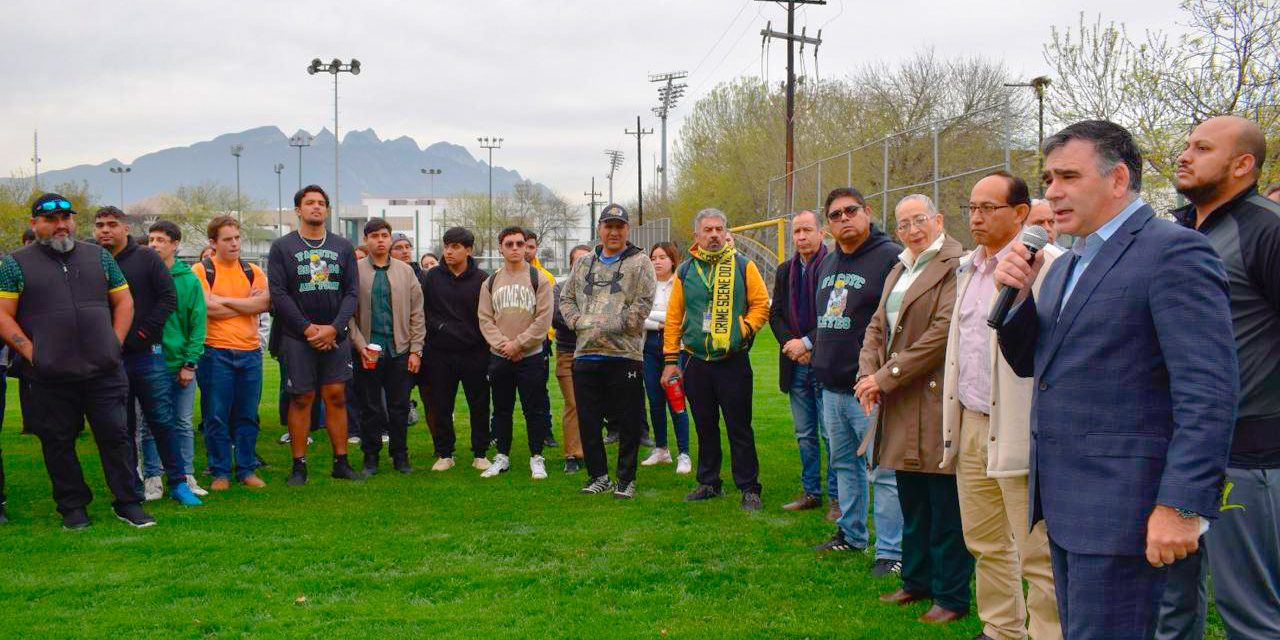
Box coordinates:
[0,247,129,300]
[191,258,268,351]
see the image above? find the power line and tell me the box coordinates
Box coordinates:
[689,1,754,78]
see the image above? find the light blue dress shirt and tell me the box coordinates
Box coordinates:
[1059,197,1146,309]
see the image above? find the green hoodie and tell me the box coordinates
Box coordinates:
[162,259,207,372]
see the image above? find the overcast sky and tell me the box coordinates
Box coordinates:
[4,0,1177,204]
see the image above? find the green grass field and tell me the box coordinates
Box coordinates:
[0,334,1223,639]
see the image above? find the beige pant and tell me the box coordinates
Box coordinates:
[957,409,1060,640]
[555,350,584,458]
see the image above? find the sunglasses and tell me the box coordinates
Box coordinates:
[503,240,525,248]
[35,199,73,213]
[827,204,865,220]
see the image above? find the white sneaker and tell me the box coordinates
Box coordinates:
[347,436,361,445]
[641,448,672,466]
[185,474,209,497]
[278,432,291,444]
[431,457,455,472]
[676,453,692,475]
[472,457,492,471]
[381,434,390,444]
[143,476,163,501]
[530,455,547,480]
[480,454,509,478]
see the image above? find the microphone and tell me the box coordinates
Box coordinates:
[987,225,1050,329]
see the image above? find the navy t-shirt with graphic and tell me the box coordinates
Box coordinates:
[267,230,360,341]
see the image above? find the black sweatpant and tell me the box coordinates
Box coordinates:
[0,370,6,507]
[896,470,974,614]
[574,358,646,485]
[488,353,551,457]
[29,366,142,514]
[355,352,415,460]
[684,351,761,494]
[424,348,491,459]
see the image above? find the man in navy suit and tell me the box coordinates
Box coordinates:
[993,120,1237,640]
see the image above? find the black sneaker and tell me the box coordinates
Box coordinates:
[113,503,157,528]
[544,435,559,448]
[603,431,619,445]
[287,461,308,486]
[870,559,902,577]
[332,458,360,481]
[580,475,613,494]
[563,457,582,474]
[639,436,656,448]
[61,508,91,531]
[613,481,637,499]
[392,456,413,474]
[740,491,763,511]
[363,453,380,477]
[814,530,864,552]
[255,454,270,470]
[685,484,723,501]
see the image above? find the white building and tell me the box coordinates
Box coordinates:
[338,194,460,257]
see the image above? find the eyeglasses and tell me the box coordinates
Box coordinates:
[827,204,865,221]
[966,203,1013,216]
[35,199,72,213]
[896,214,936,233]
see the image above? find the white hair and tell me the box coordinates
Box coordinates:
[692,208,728,232]
[1030,198,1050,207]
[895,194,937,215]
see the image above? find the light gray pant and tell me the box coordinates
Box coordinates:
[1205,467,1280,640]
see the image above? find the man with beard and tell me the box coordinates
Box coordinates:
[0,193,152,529]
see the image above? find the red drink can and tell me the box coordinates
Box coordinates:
[664,377,686,413]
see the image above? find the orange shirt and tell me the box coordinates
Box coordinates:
[191,257,268,351]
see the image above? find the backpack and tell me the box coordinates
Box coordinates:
[484,264,541,296]
[200,256,256,288]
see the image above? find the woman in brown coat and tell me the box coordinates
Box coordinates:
[854,194,973,625]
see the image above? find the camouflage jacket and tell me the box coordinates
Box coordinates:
[558,243,655,361]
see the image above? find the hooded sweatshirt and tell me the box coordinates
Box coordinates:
[161,259,206,372]
[558,243,656,361]
[421,256,488,353]
[812,226,901,391]
[113,237,178,355]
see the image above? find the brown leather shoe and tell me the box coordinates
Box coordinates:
[210,478,231,491]
[918,604,967,624]
[879,588,929,605]
[782,493,821,511]
[825,501,841,522]
[241,474,266,488]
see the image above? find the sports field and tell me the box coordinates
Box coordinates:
[0,334,1223,639]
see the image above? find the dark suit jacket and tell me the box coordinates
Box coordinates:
[998,203,1237,556]
[769,256,817,393]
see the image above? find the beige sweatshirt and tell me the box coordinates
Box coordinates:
[477,263,553,358]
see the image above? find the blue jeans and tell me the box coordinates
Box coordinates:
[142,374,197,477]
[823,388,903,560]
[198,347,263,480]
[790,364,836,499]
[124,349,184,486]
[642,331,689,453]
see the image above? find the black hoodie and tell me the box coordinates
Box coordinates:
[113,237,178,355]
[421,256,489,352]
[812,226,900,391]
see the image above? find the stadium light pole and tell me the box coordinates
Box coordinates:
[230,144,244,221]
[307,57,362,232]
[478,137,503,255]
[1004,76,1051,195]
[289,132,313,192]
[421,168,442,256]
[109,165,131,208]
[274,163,285,235]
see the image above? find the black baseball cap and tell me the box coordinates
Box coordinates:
[599,203,629,224]
[31,193,76,217]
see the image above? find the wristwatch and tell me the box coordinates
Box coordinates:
[182,362,198,372]
[1174,508,1198,519]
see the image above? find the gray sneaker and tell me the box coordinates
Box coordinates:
[613,481,636,499]
[740,491,763,511]
[580,475,613,494]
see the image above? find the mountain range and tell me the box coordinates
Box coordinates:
[17,126,544,208]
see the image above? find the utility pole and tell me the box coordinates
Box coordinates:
[478,137,503,255]
[604,150,624,204]
[289,132,313,191]
[1004,76,1052,196]
[758,0,825,214]
[649,71,687,202]
[32,130,41,191]
[624,116,653,225]
[584,178,603,240]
